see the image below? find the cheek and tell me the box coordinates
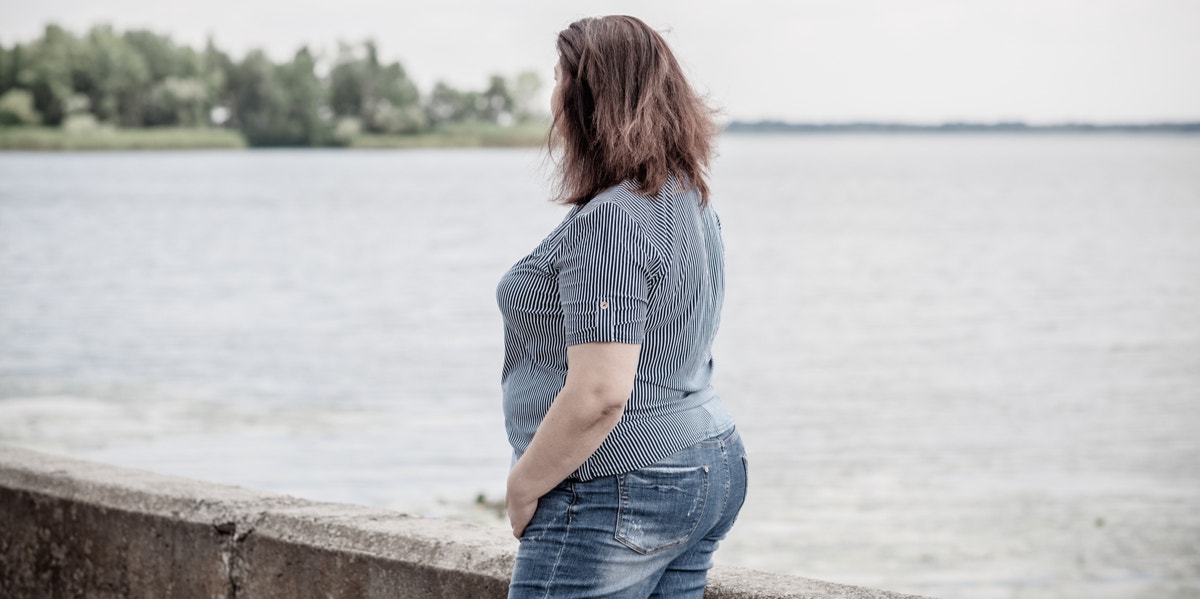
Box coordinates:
[551,84,564,117]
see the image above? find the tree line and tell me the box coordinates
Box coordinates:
[0,24,545,146]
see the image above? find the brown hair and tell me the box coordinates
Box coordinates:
[550,15,719,206]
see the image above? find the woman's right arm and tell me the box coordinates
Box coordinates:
[505,341,640,538]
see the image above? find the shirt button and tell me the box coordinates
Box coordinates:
[599,300,609,309]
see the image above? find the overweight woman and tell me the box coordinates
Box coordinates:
[496,15,747,599]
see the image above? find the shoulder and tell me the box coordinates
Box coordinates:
[576,181,655,223]
[551,183,665,274]
[563,182,656,243]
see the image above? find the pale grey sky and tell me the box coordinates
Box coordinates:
[3,0,1198,123]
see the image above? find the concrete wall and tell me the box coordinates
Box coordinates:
[0,445,931,599]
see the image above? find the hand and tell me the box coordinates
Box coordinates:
[505,476,539,539]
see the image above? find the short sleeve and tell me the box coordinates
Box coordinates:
[554,201,655,346]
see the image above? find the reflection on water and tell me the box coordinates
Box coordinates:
[2,135,1198,599]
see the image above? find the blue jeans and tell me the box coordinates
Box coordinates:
[509,427,748,599]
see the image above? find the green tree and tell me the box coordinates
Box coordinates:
[2,22,545,143]
[18,24,79,126]
[367,61,424,134]
[328,43,365,119]
[225,49,287,145]
[203,37,235,126]
[0,88,41,125]
[425,73,540,127]
[120,28,213,127]
[0,43,11,94]
[123,29,201,81]
[480,75,515,124]
[225,47,328,146]
[328,40,423,134]
[275,47,331,145]
[511,70,545,124]
[76,25,150,125]
[425,81,479,126]
[145,76,209,126]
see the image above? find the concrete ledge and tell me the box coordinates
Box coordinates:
[0,445,931,598]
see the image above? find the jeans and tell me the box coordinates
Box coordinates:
[509,427,748,599]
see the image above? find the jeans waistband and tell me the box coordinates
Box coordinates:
[694,425,739,449]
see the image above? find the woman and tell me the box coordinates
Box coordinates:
[496,15,747,598]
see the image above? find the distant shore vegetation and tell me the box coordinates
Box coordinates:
[724,120,1200,134]
[0,23,549,150]
[3,24,1197,151]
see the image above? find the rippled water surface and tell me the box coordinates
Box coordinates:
[2,135,1198,598]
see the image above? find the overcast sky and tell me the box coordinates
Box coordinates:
[3,0,1198,123]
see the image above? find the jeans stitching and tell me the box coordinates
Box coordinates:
[737,454,749,513]
[615,473,628,528]
[725,453,748,528]
[695,426,739,449]
[720,445,731,525]
[539,482,577,599]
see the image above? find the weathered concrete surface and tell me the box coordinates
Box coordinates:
[0,445,932,598]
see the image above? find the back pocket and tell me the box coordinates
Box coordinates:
[615,464,710,554]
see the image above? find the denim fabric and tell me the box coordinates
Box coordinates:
[509,427,748,599]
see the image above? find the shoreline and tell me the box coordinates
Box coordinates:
[5,122,1197,152]
[0,124,550,152]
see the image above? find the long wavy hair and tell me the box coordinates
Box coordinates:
[550,16,719,206]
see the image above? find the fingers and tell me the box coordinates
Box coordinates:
[508,500,536,539]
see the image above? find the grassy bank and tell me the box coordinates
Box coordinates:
[0,123,549,151]
[0,126,248,150]
[344,122,549,149]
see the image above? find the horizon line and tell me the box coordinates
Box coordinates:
[723,119,1200,131]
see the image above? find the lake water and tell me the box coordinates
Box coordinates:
[1,134,1198,599]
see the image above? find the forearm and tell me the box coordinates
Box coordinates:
[504,342,639,538]
[507,386,625,501]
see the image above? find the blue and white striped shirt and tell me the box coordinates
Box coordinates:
[497,178,734,480]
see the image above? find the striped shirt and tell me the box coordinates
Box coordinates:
[496,177,734,481]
